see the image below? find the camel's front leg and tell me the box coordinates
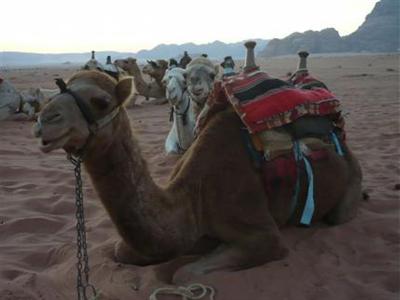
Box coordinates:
[173,232,288,284]
[114,240,162,266]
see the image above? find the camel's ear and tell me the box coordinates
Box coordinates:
[115,77,132,105]
[91,96,111,110]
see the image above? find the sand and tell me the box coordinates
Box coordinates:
[0,53,399,300]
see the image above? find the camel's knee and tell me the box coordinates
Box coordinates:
[325,179,362,225]
[114,240,152,265]
[325,151,363,225]
[244,233,289,265]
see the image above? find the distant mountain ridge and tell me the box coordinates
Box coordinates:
[0,39,268,67]
[259,0,399,57]
[0,51,135,67]
[136,39,269,60]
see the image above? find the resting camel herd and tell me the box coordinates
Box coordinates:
[27,41,363,283]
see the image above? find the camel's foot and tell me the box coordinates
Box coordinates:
[173,239,288,284]
[114,240,155,266]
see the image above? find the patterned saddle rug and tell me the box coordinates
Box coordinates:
[222,70,341,133]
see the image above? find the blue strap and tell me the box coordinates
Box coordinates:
[291,141,315,226]
[300,156,315,225]
[331,131,344,156]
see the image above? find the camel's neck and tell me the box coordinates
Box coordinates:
[174,92,195,150]
[152,72,165,87]
[128,66,149,95]
[83,111,191,256]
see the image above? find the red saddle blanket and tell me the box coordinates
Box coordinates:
[222,71,340,133]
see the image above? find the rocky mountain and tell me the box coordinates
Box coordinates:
[259,0,399,57]
[260,28,345,57]
[344,0,399,52]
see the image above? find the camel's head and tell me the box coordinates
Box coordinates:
[114,57,139,73]
[162,67,186,106]
[33,70,132,155]
[185,57,218,106]
[142,60,169,77]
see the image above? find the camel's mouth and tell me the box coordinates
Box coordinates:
[192,91,203,97]
[40,130,71,153]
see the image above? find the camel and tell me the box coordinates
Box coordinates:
[19,88,55,117]
[82,51,126,81]
[0,78,55,120]
[185,57,219,117]
[162,57,219,154]
[82,51,104,71]
[114,57,166,105]
[34,67,362,283]
[142,59,169,88]
[0,78,22,120]
[179,51,192,69]
[162,67,196,153]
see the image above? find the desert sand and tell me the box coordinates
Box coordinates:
[0,53,399,299]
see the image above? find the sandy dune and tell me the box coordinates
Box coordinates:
[0,54,399,299]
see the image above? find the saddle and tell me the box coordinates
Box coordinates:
[200,69,345,225]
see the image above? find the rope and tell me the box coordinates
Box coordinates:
[149,283,215,300]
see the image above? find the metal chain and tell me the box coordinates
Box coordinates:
[68,154,98,300]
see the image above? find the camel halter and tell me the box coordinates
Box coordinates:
[169,93,190,126]
[54,78,122,300]
[54,78,121,158]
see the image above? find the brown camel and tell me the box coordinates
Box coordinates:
[114,57,165,104]
[34,70,362,283]
[142,59,169,87]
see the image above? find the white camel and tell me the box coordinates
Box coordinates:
[162,67,196,154]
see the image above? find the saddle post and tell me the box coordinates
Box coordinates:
[297,51,309,71]
[91,50,95,60]
[243,41,259,72]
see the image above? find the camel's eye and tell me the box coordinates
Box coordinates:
[209,74,215,81]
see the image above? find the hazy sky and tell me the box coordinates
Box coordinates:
[1,0,379,53]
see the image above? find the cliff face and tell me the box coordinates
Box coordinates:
[259,0,399,57]
[344,0,399,52]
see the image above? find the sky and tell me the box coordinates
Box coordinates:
[1,0,379,54]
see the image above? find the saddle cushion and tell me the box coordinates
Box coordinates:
[222,71,341,133]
